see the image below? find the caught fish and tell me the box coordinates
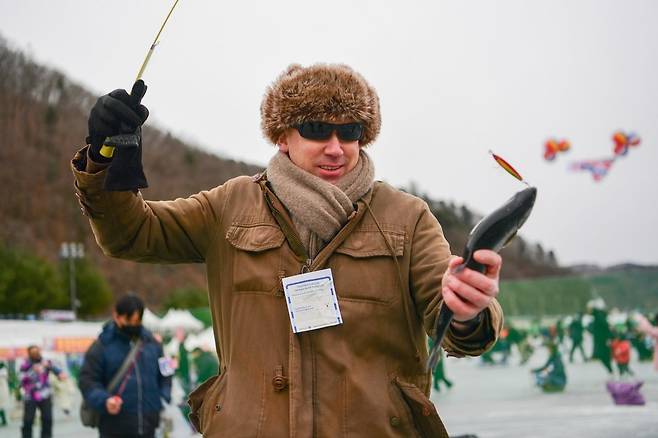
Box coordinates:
[426,186,538,371]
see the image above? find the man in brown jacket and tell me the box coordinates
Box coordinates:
[72,64,504,438]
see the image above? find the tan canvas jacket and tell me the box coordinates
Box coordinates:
[72,148,503,438]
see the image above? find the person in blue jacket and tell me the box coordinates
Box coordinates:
[79,294,172,438]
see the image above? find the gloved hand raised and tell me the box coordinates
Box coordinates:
[87,80,149,163]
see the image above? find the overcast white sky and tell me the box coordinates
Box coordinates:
[2,0,657,267]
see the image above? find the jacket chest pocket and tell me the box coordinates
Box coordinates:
[330,227,406,304]
[226,223,285,294]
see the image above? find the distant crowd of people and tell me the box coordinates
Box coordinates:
[4,298,657,435]
[0,294,218,438]
[429,303,658,397]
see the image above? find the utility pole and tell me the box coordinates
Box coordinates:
[60,242,84,320]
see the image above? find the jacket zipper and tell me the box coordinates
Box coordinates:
[259,178,372,436]
[136,358,143,435]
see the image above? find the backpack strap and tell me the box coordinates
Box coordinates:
[363,190,423,364]
[106,339,143,394]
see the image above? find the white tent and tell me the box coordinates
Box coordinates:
[158,309,204,333]
[0,320,103,349]
[142,308,163,332]
[184,327,216,352]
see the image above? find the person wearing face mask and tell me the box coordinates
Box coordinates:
[72,64,504,437]
[19,345,65,438]
[78,294,172,438]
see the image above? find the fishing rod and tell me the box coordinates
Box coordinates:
[98,0,181,160]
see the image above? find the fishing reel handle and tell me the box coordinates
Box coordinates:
[98,80,148,158]
[99,126,135,158]
[99,122,140,158]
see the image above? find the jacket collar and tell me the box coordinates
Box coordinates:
[101,320,152,344]
[255,172,377,270]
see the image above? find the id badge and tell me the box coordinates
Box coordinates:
[282,268,343,333]
[158,357,175,377]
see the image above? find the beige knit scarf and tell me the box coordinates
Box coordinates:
[267,150,375,259]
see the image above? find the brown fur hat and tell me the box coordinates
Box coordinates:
[260,63,381,147]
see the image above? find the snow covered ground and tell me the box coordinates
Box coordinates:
[1,343,655,437]
[434,347,657,438]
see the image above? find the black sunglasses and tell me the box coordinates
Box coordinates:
[294,121,364,142]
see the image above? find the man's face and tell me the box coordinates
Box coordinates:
[277,122,360,184]
[28,347,41,362]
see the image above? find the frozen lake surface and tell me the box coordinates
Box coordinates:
[2,346,656,437]
[433,348,657,438]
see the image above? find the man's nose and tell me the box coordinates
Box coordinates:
[324,131,344,156]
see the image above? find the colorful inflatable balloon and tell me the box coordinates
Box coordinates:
[567,130,641,183]
[569,158,615,182]
[543,138,571,161]
[612,131,640,157]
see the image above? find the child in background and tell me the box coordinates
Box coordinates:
[611,331,634,378]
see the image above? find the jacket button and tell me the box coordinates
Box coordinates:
[215,404,221,412]
[272,375,288,391]
[390,416,401,427]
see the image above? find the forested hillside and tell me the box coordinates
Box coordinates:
[0,37,564,315]
[0,37,260,311]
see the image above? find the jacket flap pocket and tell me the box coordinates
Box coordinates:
[226,224,285,252]
[393,377,448,438]
[335,229,405,258]
[187,374,220,432]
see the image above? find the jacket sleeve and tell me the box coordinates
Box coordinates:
[409,202,503,357]
[47,361,63,377]
[70,147,228,263]
[78,341,110,412]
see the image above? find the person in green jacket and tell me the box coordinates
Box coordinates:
[532,340,567,393]
[568,312,587,363]
[626,315,653,362]
[589,308,613,374]
[191,348,219,387]
[427,338,453,392]
[507,323,533,365]
[177,340,191,395]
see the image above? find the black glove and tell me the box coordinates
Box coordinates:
[87,80,149,163]
[86,81,150,191]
